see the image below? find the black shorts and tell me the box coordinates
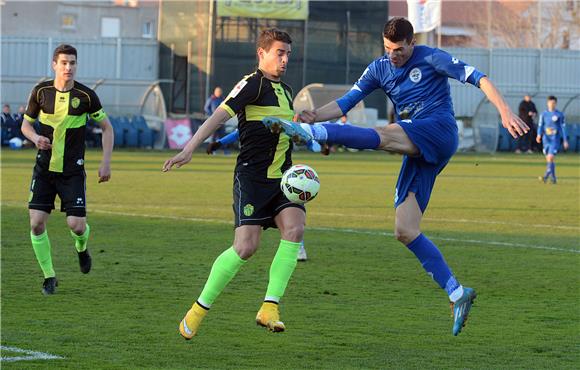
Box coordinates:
[233,172,305,229]
[28,169,87,217]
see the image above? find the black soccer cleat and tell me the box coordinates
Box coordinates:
[78,249,92,274]
[42,277,58,295]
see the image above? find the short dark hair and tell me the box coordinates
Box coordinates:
[257,28,292,51]
[547,95,557,102]
[383,17,414,43]
[53,44,77,62]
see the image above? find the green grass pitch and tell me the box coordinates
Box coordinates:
[1,149,579,368]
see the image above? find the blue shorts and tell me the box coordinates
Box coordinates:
[542,137,560,155]
[395,115,458,213]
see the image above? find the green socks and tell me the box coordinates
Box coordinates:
[265,239,300,303]
[198,247,246,308]
[70,224,90,252]
[30,230,55,278]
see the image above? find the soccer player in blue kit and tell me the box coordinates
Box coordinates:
[536,96,568,184]
[265,18,529,336]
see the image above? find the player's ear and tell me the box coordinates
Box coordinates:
[410,37,416,47]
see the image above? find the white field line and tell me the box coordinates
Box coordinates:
[89,209,580,254]
[0,346,63,362]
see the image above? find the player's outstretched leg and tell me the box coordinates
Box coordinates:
[179,246,247,339]
[262,117,313,144]
[70,223,91,274]
[299,122,381,150]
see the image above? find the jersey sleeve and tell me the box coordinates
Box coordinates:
[87,89,108,123]
[24,85,41,122]
[336,61,381,114]
[219,75,261,117]
[537,113,544,136]
[560,113,568,140]
[430,48,486,87]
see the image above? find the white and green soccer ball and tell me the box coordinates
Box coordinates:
[281,164,320,204]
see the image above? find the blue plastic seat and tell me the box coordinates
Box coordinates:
[131,115,154,148]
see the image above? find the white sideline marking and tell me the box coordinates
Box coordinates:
[91,209,580,254]
[0,346,63,362]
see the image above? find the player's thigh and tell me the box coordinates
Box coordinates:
[394,192,423,244]
[274,206,306,243]
[375,124,419,156]
[28,171,57,216]
[57,172,87,217]
[233,225,262,259]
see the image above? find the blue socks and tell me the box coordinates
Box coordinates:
[406,234,461,297]
[310,123,381,149]
[544,162,556,181]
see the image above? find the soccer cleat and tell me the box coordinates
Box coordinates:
[297,242,308,262]
[262,117,313,144]
[42,277,58,295]
[78,249,92,274]
[450,287,477,336]
[179,302,209,340]
[256,302,285,332]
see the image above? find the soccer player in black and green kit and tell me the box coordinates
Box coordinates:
[21,44,114,295]
[163,29,305,338]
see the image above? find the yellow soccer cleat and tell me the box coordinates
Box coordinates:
[179,302,208,340]
[256,302,286,333]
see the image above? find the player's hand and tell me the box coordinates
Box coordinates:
[299,110,316,123]
[536,135,541,144]
[206,141,222,155]
[500,110,529,138]
[98,162,111,183]
[162,150,192,172]
[34,135,52,150]
[563,141,569,151]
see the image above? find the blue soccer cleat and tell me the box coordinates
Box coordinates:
[262,117,313,144]
[451,287,477,336]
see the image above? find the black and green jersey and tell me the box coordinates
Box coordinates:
[220,69,294,179]
[25,80,107,175]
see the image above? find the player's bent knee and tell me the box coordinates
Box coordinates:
[30,221,46,235]
[67,220,86,235]
[280,223,305,243]
[394,226,420,245]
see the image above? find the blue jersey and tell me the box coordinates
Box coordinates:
[336,45,486,121]
[537,110,566,142]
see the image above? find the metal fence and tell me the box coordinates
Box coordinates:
[1,37,161,116]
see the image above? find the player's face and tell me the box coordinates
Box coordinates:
[52,54,77,83]
[547,99,557,111]
[383,38,414,67]
[258,41,291,79]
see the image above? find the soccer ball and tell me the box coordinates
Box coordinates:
[281,164,320,204]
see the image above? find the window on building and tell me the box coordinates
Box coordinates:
[101,17,121,38]
[143,20,154,38]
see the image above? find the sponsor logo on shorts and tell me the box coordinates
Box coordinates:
[76,159,84,166]
[76,197,84,205]
[243,204,254,217]
[71,97,80,109]
[409,68,422,83]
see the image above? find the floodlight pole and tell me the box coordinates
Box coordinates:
[205,0,215,102]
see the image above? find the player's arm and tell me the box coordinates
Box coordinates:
[88,90,113,183]
[536,113,544,143]
[479,77,528,138]
[163,108,231,171]
[561,113,569,150]
[164,75,260,171]
[431,49,528,138]
[300,63,380,123]
[21,86,52,150]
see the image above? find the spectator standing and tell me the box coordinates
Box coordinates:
[205,87,226,151]
[517,95,537,153]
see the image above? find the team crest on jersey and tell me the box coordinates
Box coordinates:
[409,68,422,83]
[552,115,558,122]
[243,204,254,217]
[71,97,80,108]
